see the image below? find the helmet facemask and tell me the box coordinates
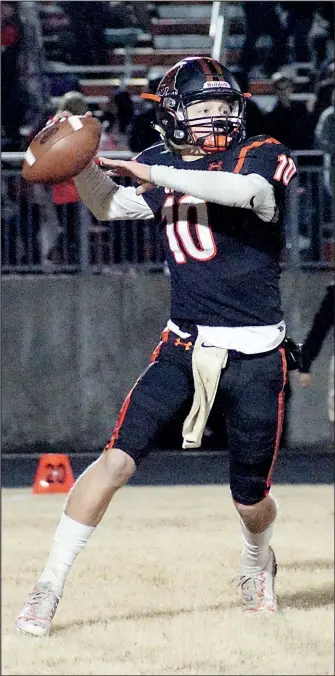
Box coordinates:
[156,90,246,154]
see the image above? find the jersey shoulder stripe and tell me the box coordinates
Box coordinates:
[233,137,281,174]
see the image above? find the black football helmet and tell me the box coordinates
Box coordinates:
[141,56,249,154]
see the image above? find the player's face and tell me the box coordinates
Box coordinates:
[275,79,293,105]
[184,97,237,155]
[185,99,233,133]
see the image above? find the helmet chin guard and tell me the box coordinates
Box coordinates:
[141,57,249,154]
[181,107,243,153]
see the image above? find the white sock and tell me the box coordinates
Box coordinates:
[38,513,95,596]
[240,519,274,575]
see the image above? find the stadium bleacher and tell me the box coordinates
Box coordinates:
[37,0,320,123]
[1,1,333,270]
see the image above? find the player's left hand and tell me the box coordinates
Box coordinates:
[98,158,154,195]
[296,372,312,387]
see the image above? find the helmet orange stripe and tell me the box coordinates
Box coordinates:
[212,60,224,76]
[140,93,161,102]
[198,58,214,80]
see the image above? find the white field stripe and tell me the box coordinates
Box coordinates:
[25,147,36,165]
[68,116,83,131]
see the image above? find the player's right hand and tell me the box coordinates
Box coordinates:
[51,110,93,123]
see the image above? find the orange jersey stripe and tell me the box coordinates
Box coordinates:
[233,137,280,174]
[104,330,170,451]
[265,346,287,494]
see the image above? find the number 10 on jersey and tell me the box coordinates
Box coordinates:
[163,195,217,263]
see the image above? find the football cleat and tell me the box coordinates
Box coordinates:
[16,582,60,637]
[238,547,278,613]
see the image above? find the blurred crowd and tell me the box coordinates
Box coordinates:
[1,1,334,271]
[1,1,26,151]
[241,2,334,79]
[1,1,334,154]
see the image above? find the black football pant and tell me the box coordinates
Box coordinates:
[105,329,287,505]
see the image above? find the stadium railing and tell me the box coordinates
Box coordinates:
[1,150,333,274]
[285,150,334,269]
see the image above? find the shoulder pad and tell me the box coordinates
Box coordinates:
[134,142,167,164]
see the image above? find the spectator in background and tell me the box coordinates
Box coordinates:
[108,1,137,29]
[241,2,288,78]
[317,56,335,86]
[234,71,265,139]
[99,94,129,150]
[1,176,21,266]
[284,2,316,63]
[48,91,132,266]
[2,175,45,269]
[48,71,81,98]
[264,71,313,149]
[108,2,153,32]
[60,1,111,65]
[47,92,90,265]
[114,88,134,135]
[128,69,166,153]
[308,3,334,74]
[314,89,335,196]
[310,60,334,132]
[131,1,153,34]
[297,281,334,423]
[100,95,117,134]
[1,1,25,150]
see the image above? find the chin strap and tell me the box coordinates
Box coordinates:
[153,123,165,137]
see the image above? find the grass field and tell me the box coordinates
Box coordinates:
[2,484,334,675]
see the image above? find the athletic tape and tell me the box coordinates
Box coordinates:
[68,116,83,131]
[25,148,36,165]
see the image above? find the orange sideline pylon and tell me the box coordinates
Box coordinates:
[33,453,75,494]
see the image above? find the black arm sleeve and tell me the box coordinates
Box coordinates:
[300,285,334,372]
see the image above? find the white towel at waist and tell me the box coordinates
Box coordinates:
[182,333,228,449]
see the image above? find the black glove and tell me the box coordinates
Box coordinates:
[283,336,303,371]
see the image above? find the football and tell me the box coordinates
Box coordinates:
[22,115,102,184]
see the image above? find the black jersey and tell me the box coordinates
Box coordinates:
[136,135,297,327]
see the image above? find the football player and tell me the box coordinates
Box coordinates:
[17,57,297,636]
